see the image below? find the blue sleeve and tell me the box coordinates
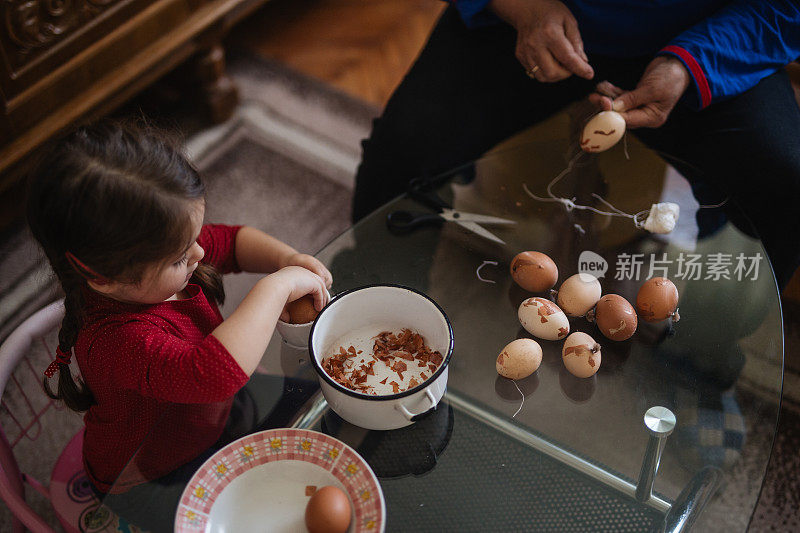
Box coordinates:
[657,0,800,110]
[444,0,500,28]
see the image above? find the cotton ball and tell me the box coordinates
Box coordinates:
[643,203,680,234]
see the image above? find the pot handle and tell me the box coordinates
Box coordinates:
[396,388,438,421]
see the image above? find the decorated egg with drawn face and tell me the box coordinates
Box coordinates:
[581,111,626,153]
[518,297,570,341]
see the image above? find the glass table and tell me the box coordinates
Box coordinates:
[101,135,783,532]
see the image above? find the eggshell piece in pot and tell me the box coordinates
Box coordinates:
[636,277,679,322]
[562,332,602,378]
[518,297,570,341]
[580,111,626,153]
[594,294,637,341]
[510,251,558,292]
[557,273,602,317]
[497,338,543,379]
[305,485,352,533]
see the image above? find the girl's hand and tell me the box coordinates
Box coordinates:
[490,0,593,82]
[280,253,333,288]
[270,266,329,311]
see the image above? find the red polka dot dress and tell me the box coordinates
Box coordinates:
[75,224,250,494]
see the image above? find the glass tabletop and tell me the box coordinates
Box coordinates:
[102,133,783,533]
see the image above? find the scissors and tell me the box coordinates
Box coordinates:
[386,178,516,245]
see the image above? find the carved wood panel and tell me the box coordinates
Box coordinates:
[0,0,191,100]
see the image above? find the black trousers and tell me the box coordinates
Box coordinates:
[352,6,800,289]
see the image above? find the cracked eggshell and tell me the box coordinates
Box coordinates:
[557,273,602,317]
[581,111,626,153]
[518,297,570,341]
[562,332,602,378]
[510,251,558,292]
[595,294,637,341]
[636,277,679,322]
[496,338,542,380]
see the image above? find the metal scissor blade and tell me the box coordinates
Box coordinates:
[456,221,506,245]
[440,209,517,225]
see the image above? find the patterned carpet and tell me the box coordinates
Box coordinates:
[0,52,798,530]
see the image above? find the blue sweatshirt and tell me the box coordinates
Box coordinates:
[448,0,800,109]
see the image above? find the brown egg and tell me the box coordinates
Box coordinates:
[510,251,558,292]
[287,295,319,324]
[305,485,352,533]
[594,294,637,341]
[557,273,602,317]
[637,277,679,322]
[497,338,542,380]
[562,332,602,378]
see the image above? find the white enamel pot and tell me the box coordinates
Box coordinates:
[309,285,454,430]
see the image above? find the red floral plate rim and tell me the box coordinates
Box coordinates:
[174,428,385,532]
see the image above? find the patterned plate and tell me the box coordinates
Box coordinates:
[175,429,385,533]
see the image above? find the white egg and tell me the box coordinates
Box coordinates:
[496,338,542,380]
[562,332,602,378]
[580,111,626,153]
[518,297,570,341]
[557,273,602,317]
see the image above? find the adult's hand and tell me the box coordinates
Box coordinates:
[490,0,593,82]
[588,56,691,128]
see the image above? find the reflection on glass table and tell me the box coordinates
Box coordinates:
[101,136,783,532]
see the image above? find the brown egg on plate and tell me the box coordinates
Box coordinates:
[562,332,602,378]
[287,295,319,324]
[510,251,558,292]
[636,277,680,322]
[497,338,542,380]
[305,485,352,533]
[593,294,637,341]
[556,273,602,317]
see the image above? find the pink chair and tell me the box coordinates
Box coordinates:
[0,300,142,533]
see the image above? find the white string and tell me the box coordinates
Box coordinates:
[522,147,667,230]
[476,261,498,284]
[512,380,524,418]
[573,224,586,235]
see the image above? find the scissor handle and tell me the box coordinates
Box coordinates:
[386,211,444,234]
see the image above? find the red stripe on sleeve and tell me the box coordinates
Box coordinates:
[660,45,712,109]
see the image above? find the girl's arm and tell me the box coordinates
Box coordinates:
[212,265,328,375]
[234,226,332,287]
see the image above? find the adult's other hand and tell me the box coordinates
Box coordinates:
[588,56,691,128]
[490,0,594,82]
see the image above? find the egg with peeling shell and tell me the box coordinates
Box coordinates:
[637,277,680,322]
[581,111,626,153]
[594,294,637,341]
[518,297,570,341]
[562,332,602,378]
[497,338,542,380]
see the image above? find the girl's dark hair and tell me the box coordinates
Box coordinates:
[27,119,224,412]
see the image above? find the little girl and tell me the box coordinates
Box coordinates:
[27,121,331,513]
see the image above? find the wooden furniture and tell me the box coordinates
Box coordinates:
[0,0,268,222]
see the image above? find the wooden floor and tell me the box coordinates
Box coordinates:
[229,0,444,108]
